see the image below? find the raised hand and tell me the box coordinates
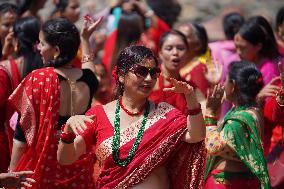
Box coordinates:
[256,77,280,105]
[81,16,103,41]
[65,115,95,135]
[163,78,194,95]
[0,171,35,188]
[206,84,224,116]
[2,31,15,58]
[204,59,223,85]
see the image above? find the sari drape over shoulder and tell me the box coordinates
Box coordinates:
[205,106,270,189]
[9,67,94,189]
[81,102,206,189]
[0,58,21,173]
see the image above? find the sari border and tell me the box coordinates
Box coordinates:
[95,102,175,163]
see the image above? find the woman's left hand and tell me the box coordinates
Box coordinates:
[0,171,36,188]
[163,78,194,95]
[80,16,103,41]
[206,84,224,115]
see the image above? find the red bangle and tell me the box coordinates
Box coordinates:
[60,125,76,144]
[205,114,218,120]
[187,103,202,116]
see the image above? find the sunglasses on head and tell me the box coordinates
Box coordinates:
[130,64,161,79]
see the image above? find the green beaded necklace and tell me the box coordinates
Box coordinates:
[112,99,150,167]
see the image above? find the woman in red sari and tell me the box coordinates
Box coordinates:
[149,30,206,114]
[0,16,42,173]
[57,45,206,188]
[8,18,99,188]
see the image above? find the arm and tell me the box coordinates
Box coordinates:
[57,115,94,165]
[163,78,205,143]
[57,135,86,165]
[80,17,103,73]
[9,139,27,171]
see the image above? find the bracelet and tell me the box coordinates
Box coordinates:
[60,125,76,144]
[81,53,95,64]
[187,103,202,116]
[205,117,217,126]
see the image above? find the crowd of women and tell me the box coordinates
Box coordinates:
[0,0,284,188]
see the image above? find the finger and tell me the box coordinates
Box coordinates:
[87,115,95,119]
[83,117,94,123]
[76,119,87,130]
[24,178,36,183]
[89,16,103,31]
[269,76,281,85]
[211,85,218,97]
[17,171,34,175]
[163,87,175,92]
[278,61,284,73]
[21,181,32,187]
[168,77,178,85]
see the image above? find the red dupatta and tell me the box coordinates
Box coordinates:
[83,102,206,189]
[8,67,60,180]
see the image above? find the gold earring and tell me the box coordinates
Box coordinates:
[53,54,58,60]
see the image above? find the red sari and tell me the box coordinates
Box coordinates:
[81,102,206,189]
[0,58,20,173]
[9,67,94,189]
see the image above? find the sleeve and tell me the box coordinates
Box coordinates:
[0,69,12,107]
[205,126,226,155]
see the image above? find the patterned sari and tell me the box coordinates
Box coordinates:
[0,58,21,173]
[205,106,270,189]
[9,67,94,189]
[81,102,206,189]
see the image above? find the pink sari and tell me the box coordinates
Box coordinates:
[9,67,94,189]
[81,102,206,189]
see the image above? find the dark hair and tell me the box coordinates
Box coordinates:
[223,12,245,40]
[191,23,208,55]
[159,29,189,50]
[42,18,80,67]
[228,61,263,106]
[52,0,68,14]
[0,3,19,16]
[115,45,158,98]
[146,0,181,27]
[238,17,279,60]
[13,17,43,78]
[276,7,284,30]
[111,12,144,69]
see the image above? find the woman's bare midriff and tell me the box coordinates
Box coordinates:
[132,166,169,189]
[214,158,250,172]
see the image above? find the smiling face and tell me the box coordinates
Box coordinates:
[122,58,158,99]
[159,33,188,72]
[37,31,58,65]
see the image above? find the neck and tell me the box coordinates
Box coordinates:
[60,63,73,69]
[252,56,264,65]
[161,64,180,79]
[120,94,147,113]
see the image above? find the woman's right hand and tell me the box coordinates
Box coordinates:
[206,84,224,116]
[2,31,14,58]
[256,77,280,105]
[80,16,103,41]
[65,115,94,135]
